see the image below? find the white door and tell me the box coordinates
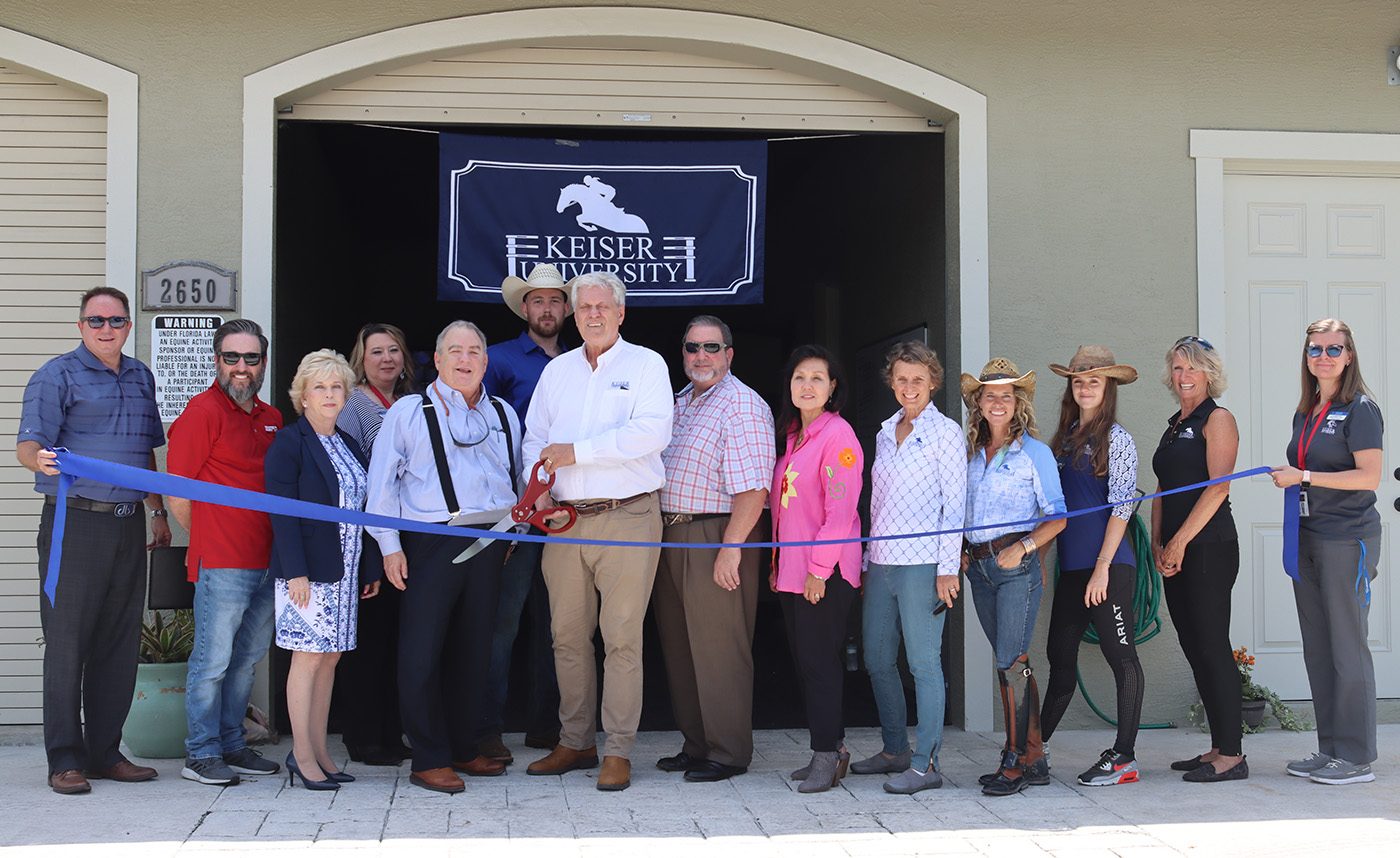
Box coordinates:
[1223,173,1400,698]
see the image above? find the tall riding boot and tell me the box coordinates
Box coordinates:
[979,668,1017,787]
[983,656,1035,797]
[1022,659,1049,784]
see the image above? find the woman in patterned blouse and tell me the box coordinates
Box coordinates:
[266,350,375,789]
[851,341,966,795]
[1041,346,1144,787]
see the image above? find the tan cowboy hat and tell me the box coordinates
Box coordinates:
[960,357,1036,406]
[500,263,572,320]
[1049,345,1138,384]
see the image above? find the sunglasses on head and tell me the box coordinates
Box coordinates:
[218,351,264,366]
[82,315,129,329]
[1174,335,1214,351]
[683,341,728,354]
[1306,344,1346,359]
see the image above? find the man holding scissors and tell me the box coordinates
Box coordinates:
[522,272,673,791]
[365,320,521,794]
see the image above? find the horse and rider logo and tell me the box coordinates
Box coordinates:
[556,175,650,234]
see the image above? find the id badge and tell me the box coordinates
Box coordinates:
[1298,490,1310,518]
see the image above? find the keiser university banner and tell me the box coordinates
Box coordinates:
[439,134,765,305]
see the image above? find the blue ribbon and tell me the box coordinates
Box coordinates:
[41,448,1273,607]
[1356,538,1372,608]
[1282,485,1301,582]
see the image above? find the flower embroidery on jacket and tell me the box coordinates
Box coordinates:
[838,447,857,469]
[780,462,800,508]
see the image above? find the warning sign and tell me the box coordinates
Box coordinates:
[152,315,223,421]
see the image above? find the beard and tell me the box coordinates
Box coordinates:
[528,314,560,339]
[685,366,720,385]
[220,365,266,405]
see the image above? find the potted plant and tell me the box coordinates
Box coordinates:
[1189,646,1312,734]
[122,609,194,759]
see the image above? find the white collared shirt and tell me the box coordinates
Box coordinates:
[523,336,672,501]
[867,404,967,573]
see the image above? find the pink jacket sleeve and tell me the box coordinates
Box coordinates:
[808,423,863,577]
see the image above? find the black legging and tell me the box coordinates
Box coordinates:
[779,572,857,752]
[1162,540,1241,756]
[1041,562,1145,756]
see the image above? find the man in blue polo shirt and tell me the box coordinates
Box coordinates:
[476,263,571,761]
[17,286,171,795]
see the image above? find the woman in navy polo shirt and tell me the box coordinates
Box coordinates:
[1271,319,1383,786]
[1040,346,1144,787]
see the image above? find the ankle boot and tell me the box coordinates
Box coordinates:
[797,751,844,793]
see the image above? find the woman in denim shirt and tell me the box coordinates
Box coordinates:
[960,358,1066,797]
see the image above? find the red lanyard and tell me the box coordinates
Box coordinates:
[366,385,393,410]
[1296,399,1331,470]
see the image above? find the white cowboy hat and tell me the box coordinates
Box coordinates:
[500,263,572,321]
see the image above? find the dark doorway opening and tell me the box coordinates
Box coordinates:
[271,120,950,736]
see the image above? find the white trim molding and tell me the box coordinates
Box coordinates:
[1191,129,1400,349]
[0,26,138,302]
[243,6,994,729]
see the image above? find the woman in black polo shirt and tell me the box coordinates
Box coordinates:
[1271,318,1383,786]
[1151,336,1246,782]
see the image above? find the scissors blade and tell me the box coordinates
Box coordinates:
[452,513,517,563]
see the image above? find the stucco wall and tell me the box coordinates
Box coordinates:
[4,1,1398,730]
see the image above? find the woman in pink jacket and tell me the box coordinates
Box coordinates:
[771,344,864,794]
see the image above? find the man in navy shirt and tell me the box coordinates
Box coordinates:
[477,263,571,761]
[17,286,171,795]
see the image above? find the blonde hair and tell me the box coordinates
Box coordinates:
[288,349,355,416]
[349,323,415,397]
[965,384,1038,457]
[1161,338,1227,400]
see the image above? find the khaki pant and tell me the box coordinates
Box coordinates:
[652,514,762,767]
[541,492,661,759]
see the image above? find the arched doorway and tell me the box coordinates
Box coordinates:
[241,7,994,729]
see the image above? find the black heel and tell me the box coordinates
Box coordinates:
[285,752,340,790]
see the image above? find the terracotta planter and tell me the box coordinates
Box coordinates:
[1242,697,1268,729]
[123,662,189,759]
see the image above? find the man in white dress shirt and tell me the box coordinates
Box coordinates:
[522,271,673,791]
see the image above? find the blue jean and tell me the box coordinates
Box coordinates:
[966,552,1042,670]
[862,563,947,772]
[185,567,275,760]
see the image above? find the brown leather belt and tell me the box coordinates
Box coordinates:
[661,512,729,527]
[44,495,141,518]
[965,531,1030,560]
[567,493,651,517]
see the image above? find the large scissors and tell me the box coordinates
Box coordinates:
[453,460,577,563]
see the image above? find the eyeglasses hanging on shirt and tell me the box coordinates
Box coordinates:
[432,380,501,448]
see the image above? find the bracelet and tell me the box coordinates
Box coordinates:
[1096,555,1111,565]
[1020,536,1037,554]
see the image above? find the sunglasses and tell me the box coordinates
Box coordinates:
[683,341,728,354]
[1174,335,1214,351]
[1306,344,1346,359]
[218,351,264,366]
[81,315,130,329]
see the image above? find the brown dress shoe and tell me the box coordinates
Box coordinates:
[477,734,513,765]
[86,757,158,782]
[451,755,507,777]
[409,767,465,793]
[49,769,92,795]
[596,755,631,791]
[527,744,599,776]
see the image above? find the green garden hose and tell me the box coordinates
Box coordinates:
[1054,511,1177,729]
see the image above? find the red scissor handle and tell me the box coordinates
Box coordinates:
[512,461,576,534]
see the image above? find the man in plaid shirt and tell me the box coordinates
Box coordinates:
[653,315,775,782]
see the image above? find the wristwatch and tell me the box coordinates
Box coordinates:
[1301,470,1312,489]
[149,508,168,519]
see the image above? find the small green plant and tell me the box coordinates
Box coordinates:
[139,609,195,664]
[1186,646,1312,733]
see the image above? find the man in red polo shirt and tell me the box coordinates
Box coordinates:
[167,318,284,787]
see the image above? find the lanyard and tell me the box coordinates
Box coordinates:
[366,385,393,410]
[1296,400,1331,470]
